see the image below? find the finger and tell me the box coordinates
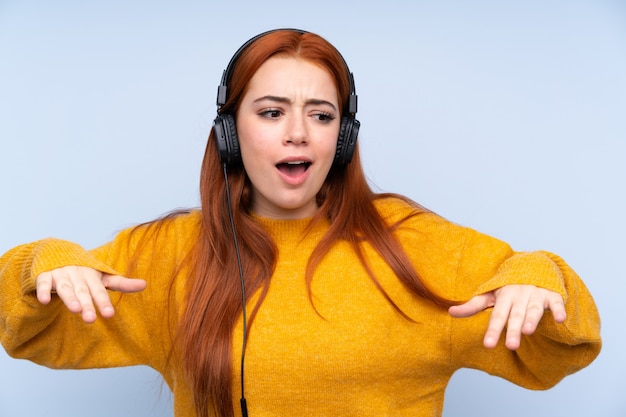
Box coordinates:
[546,292,567,323]
[520,292,547,337]
[504,298,531,350]
[64,267,100,323]
[50,267,84,315]
[101,274,147,293]
[448,292,495,318]
[483,294,513,349]
[90,274,146,319]
[82,269,116,319]
[36,271,54,304]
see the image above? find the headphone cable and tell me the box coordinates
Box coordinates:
[222,163,249,417]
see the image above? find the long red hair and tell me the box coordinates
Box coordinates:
[171,30,456,417]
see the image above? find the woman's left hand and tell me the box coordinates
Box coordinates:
[448,285,567,350]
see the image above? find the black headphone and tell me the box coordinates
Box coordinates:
[212,28,360,168]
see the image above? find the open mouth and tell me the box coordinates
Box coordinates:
[276,161,312,176]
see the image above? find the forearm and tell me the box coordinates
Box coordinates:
[451,250,601,389]
[1,238,167,372]
[0,239,126,366]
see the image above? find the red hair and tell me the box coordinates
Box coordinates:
[165,30,456,417]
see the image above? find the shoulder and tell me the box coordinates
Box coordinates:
[373,195,511,259]
[372,194,450,230]
[128,209,202,240]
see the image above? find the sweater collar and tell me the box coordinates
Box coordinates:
[251,214,329,245]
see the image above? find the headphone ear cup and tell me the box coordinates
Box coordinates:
[213,113,241,166]
[334,116,360,166]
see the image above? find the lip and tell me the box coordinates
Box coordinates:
[275,156,313,186]
[276,155,313,164]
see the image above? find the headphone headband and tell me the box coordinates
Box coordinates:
[216,28,357,115]
[213,28,360,167]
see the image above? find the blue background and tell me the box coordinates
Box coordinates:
[1,1,624,416]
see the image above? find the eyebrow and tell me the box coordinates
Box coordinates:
[253,95,338,112]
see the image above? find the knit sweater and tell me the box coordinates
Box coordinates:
[0,198,601,417]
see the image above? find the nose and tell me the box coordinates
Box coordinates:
[284,113,308,145]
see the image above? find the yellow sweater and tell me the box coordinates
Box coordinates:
[0,198,601,417]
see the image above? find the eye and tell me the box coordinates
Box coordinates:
[313,112,336,123]
[259,109,283,119]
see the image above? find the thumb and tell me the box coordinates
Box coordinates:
[448,291,495,318]
[101,274,147,293]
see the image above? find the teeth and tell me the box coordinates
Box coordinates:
[286,161,306,165]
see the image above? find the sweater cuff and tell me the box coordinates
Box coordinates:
[473,251,567,302]
[23,238,121,294]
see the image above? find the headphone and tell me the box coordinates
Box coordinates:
[213,28,360,168]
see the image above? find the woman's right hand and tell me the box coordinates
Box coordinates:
[36,266,147,323]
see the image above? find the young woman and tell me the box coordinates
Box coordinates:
[0,29,601,417]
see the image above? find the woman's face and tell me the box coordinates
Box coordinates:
[236,56,341,219]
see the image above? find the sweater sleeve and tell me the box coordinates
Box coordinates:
[0,212,198,373]
[449,227,602,389]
